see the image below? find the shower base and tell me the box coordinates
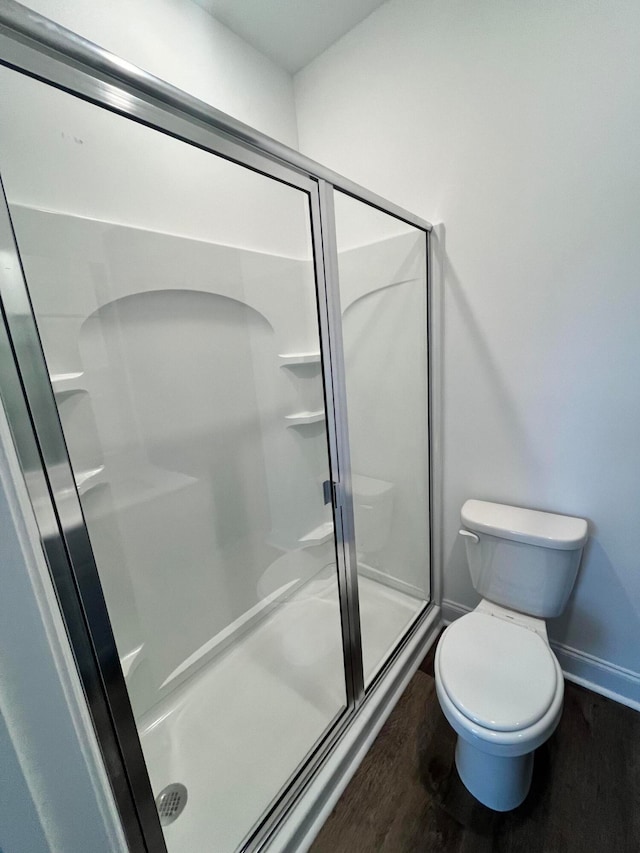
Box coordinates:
[139,569,424,852]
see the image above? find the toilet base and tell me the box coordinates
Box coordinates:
[454,737,534,811]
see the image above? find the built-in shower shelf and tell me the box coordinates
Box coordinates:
[50,371,85,395]
[75,465,106,496]
[298,521,334,547]
[278,351,321,367]
[285,409,325,427]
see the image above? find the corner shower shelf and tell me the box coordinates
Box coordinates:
[298,521,334,547]
[278,351,321,367]
[285,409,325,427]
[75,465,106,496]
[50,371,85,395]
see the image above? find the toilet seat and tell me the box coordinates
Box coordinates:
[438,612,558,732]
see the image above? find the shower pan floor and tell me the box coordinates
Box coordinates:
[139,568,425,853]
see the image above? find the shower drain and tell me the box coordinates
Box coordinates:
[155,783,188,826]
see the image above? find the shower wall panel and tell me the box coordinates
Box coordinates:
[10,204,335,719]
[334,192,430,686]
[340,231,429,599]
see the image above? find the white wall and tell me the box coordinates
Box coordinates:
[0,10,304,255]
[24,0,299,147]
[295,0,640,706]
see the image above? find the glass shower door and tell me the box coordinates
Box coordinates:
[0,66,347,851]
[333,190,431,688]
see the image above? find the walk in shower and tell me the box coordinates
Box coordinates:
[0,5,434,851]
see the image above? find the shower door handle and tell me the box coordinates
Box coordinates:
[323,479,341,508]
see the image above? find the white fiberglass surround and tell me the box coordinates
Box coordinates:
[0,37,432,852]
[0,65,431,716]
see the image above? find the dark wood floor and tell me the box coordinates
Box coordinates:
[310,638,640,853]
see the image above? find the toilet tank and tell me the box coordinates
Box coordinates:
[460,500,588,618]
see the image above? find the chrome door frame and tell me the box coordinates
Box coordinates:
[0,2,435,851]
[0,179,154,853]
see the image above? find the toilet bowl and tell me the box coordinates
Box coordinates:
[435,499,587,811]
[435,601,564,810]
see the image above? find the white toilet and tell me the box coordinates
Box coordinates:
[435,499,588,811]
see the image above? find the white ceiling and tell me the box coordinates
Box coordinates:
[193,0,386,73]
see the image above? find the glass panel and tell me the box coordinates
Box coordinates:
[333,191,430,688]
[0,68,347,851]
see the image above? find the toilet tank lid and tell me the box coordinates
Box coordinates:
[461,500,588,550]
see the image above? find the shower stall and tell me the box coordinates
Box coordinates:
[0,5,436,851]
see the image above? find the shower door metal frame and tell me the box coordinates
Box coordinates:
[0,2,435,852]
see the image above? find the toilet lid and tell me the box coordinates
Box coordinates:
[439,613,558,732]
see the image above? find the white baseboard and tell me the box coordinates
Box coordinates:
[552,645,640,712]
[441,599,640,713]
